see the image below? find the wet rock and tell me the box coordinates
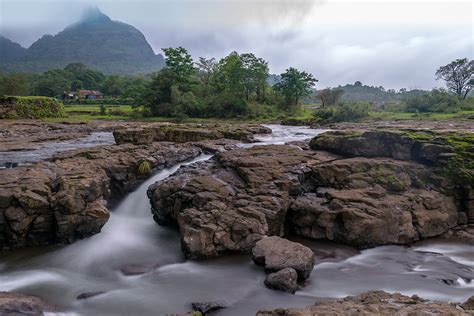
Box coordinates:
[252,236,315,281]
[289,157,458,247]
[280,119,311,126]
[148,145,337,258]
[148,133,464,257]
[120,262,160,276]
[264,268,299,294]
[462,296,474,310]
[0,291,60,315]
[309,130,460,165]
[114,123,271,145]
[191,301,227,314]
[0,142,202,250]
[76,291,106,300]
[256,290,470,316]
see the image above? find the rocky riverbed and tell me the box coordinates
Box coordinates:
[0,121,473,315]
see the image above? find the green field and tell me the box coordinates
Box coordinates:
[369,110,474,120]
[50,103,474,124]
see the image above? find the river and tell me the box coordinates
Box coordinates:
[0,125,472,315]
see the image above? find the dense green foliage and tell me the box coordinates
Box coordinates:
[142,47,315,119]
[404,89,463,113]
[313,102,370,123]
[316,82,428,103]
[0,9,164,75]
[0,96,66,118]
[436,58,474,99]
[0,63,151,98]
[274,68,317,108]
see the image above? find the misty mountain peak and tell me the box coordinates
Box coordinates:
[80,6,111,24]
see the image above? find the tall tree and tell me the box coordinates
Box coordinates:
[274,67,317,107]
[436,58,474,99]
[317,88,344,108]
[162,47,194,83]
[195,57,216,90]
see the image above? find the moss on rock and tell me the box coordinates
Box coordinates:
[0,96,66,119]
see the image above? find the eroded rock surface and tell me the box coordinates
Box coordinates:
[256,290,474,316]
[0,142,201,250]
[148,145,337,258]
[114,123,271,145]
[148,129,470,258]
[0,291,60,315]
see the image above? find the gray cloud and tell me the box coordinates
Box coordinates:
[0,0,472,89]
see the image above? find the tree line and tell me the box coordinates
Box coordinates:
[141,47,317,119]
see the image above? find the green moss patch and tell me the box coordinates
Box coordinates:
[1,96,66,119]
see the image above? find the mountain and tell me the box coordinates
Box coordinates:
[0,36,27,61]
[0,8,164,75]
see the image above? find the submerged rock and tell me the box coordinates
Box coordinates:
[264,268,299,294]
[76,291,106,300]
[256,290,473,315]
[0,291,60,315]
[191,301,227,314]
[119,262,160,276]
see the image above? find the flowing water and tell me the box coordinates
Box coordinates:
[0,132,115,168]
[0,125,472,315]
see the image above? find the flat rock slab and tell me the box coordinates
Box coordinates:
[257,290,474,316]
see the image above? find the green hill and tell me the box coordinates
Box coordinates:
[0,8,164,75]
[0,36,27,61]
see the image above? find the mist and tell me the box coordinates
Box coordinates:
[0,0,472,89]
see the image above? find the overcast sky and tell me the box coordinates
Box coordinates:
[0,0,472,89]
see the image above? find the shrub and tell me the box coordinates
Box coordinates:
[137,160,152,175]
[405,89,461,113]
[0,96,66,119]
[313,102,370,123]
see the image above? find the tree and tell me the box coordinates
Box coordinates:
[162,47,194,83]
[316,88,344,108]
[102,75,124,97]
[240,53,269,102]
[436,58,474,99]
[0,73,30,95]
[274,67,317,107]
[33,70,71,96]
[195,57,216,90]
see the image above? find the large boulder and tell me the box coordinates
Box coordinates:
[252,236,315,281]
[288,157,459,247]
[309,130,458,165]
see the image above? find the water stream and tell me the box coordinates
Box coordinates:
[0,132,115,168]
[0,125,472,315]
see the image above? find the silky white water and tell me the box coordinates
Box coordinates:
[0,125,472,315]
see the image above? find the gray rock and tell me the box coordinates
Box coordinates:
[252,236,315,281]
[264,268,299,294]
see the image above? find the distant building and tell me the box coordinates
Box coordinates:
[78,90,104,99]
